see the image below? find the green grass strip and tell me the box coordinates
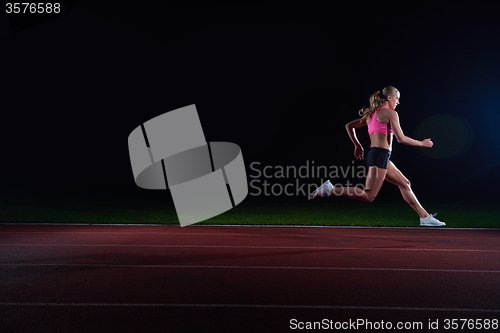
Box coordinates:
[1,193,499,228]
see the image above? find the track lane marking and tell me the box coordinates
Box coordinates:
[1,231,499,240]
[0,302,498,312]
[1,244,499,252]
[1,263,499,273]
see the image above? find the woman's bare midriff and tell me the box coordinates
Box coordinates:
[369,132,392,151]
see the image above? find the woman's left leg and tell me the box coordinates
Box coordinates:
[384,161,429,218]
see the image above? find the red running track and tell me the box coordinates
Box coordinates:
[1,225,499,332]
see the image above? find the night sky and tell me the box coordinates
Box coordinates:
[2,1,499,205]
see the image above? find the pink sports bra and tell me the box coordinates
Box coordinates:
[368,107,394,135]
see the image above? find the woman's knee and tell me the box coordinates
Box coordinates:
[364,190,378,202]
[397,178,411,190]
[386,171,410,191]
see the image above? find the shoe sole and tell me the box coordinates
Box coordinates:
[420,223,446,226]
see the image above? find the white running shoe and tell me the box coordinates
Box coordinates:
[420,213,446,226]
[309,180,334,199]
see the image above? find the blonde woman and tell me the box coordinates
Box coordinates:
[310,86,445,226]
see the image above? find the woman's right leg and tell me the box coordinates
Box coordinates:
[331,166,387,202]
[384,161,429,218]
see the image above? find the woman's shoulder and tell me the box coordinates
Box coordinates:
[378,108,396,124]
[379,107,398,117]
[380,107,396,112]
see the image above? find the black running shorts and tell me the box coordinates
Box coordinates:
[366,147,391,169]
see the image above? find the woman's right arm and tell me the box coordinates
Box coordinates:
[345,118,366,160]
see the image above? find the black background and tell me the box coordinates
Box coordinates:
[2,0,499,206]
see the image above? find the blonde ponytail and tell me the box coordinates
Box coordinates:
[360,86,399,122]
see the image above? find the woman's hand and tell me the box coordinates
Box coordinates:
[354,145,364,159]
[421,138,433,148]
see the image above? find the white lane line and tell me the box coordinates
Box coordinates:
[1,263,499,273]
[0,231,498,240]
[1,224,499,231]
[0,302,498,312]
[0,244,499,252]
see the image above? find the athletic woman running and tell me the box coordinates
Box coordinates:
[310,86,445,226]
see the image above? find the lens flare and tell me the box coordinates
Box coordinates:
[414,114,474,160]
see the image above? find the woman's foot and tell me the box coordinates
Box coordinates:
[420,213,446,226]
[309,180,334,199]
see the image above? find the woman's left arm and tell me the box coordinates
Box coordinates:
[388,110,433,147]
